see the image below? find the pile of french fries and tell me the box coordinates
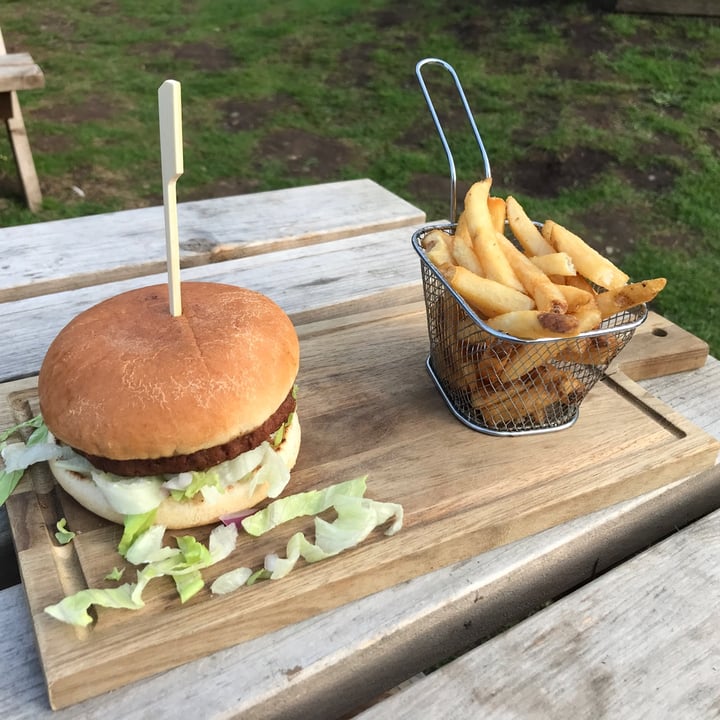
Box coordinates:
[421,177,666,429]
[423,177,666,339]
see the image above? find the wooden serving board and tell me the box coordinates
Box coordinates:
[4,302,718,710]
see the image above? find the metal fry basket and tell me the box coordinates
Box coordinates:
[413,58,647,436]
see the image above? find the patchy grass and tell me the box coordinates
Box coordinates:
[1,1,720,354]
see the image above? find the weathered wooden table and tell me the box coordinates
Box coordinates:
[1,179,718,719]
[0,27,44,212]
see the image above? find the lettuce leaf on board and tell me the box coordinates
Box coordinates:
[211,476,404,592]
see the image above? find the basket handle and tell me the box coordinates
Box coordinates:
[415,57,492,223]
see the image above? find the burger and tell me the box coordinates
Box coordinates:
[37,281,301,529]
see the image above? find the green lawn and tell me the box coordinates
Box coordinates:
[1,1,719,354]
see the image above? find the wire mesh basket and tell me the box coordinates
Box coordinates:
[413,58,647,435]
[413,223,647,435]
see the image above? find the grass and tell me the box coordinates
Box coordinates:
[1,0,719,355]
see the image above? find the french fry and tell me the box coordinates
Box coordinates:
[506,196,555,256]
[471,365,585,426]
[442,265,535,317]
[595,278,666,319]
[423,229,454,269]
[555,334,621,366]
[454,212,473,247]
[488,196,506,235]
[572,303,602,333]
[543,220,629,290]
[486,309,579,339]
[529,252,576,278]
[475,231,527,293]
[464,182,526,293]
[494,232,568,313]
[472,344,511,383]
[555,283,596,313]
[564,273,597,294]
[462,179,494,238]
[451,234,484,275]
[476,342,547,384]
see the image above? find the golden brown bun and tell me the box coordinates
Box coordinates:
[38,282,299,460]
[49,413,301,529]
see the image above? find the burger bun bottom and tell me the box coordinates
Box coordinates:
[48,413,301,529]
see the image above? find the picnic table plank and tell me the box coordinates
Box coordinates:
[0,53,44,92]
[0,224,424,383]
[355,465,720,720]
[0,179,425,302]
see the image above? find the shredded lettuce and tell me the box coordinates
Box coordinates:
[52,447,95,474]
[263,494,403,579]
[0,469,24,509]
[44,582,146,627]
[0,416,57,506]
[211,476,404,593]
[0,413,292,532]
[123,523,177,565]
[2,438,63,473]
[92,470,167,516]
[210,566,253,595]
[105,566,125,581]
[242,476,367,536]
[173,569,205,604]
[166,470,223,501]
[54,518,76,545]
[45,522,240,624]
[271,411,295,449]
[0,415,44,444]
[118,509,158,556]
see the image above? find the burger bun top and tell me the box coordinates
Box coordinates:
[38,282,300,461]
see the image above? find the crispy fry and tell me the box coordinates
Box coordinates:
[595,278,666,319]
[506,196,555,256]
[572,303,602,333]
[488,196,506,235]
[451,235,484,275]
[476,342,546,384]
[494,232,568,313]
[564,273,597,294]
[555,334,622,366]
[423,182,667,426]
[474,230,527,292]
[543,220,629,290]
[539,311,580,334]
[529,252,576,278]
[462,179,494,239]
[433,294,484,391]
[486,309,579,339]
[424,230,455,269]
[463,183,526,293]
[555,283,596,313]
[471,365,585,426]
[442,265,535,318]
[454,212,473,247]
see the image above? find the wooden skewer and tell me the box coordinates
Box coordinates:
[158,79,184,317]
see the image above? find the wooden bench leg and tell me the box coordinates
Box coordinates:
[3,90,42,212]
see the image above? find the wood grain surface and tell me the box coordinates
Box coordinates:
[0,53,44,92]
[0,225,425,383]
[356,464,720,720]
[0,178,425,303]
[4,303,719,709]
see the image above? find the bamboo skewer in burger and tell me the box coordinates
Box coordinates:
[159,78,184,317]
